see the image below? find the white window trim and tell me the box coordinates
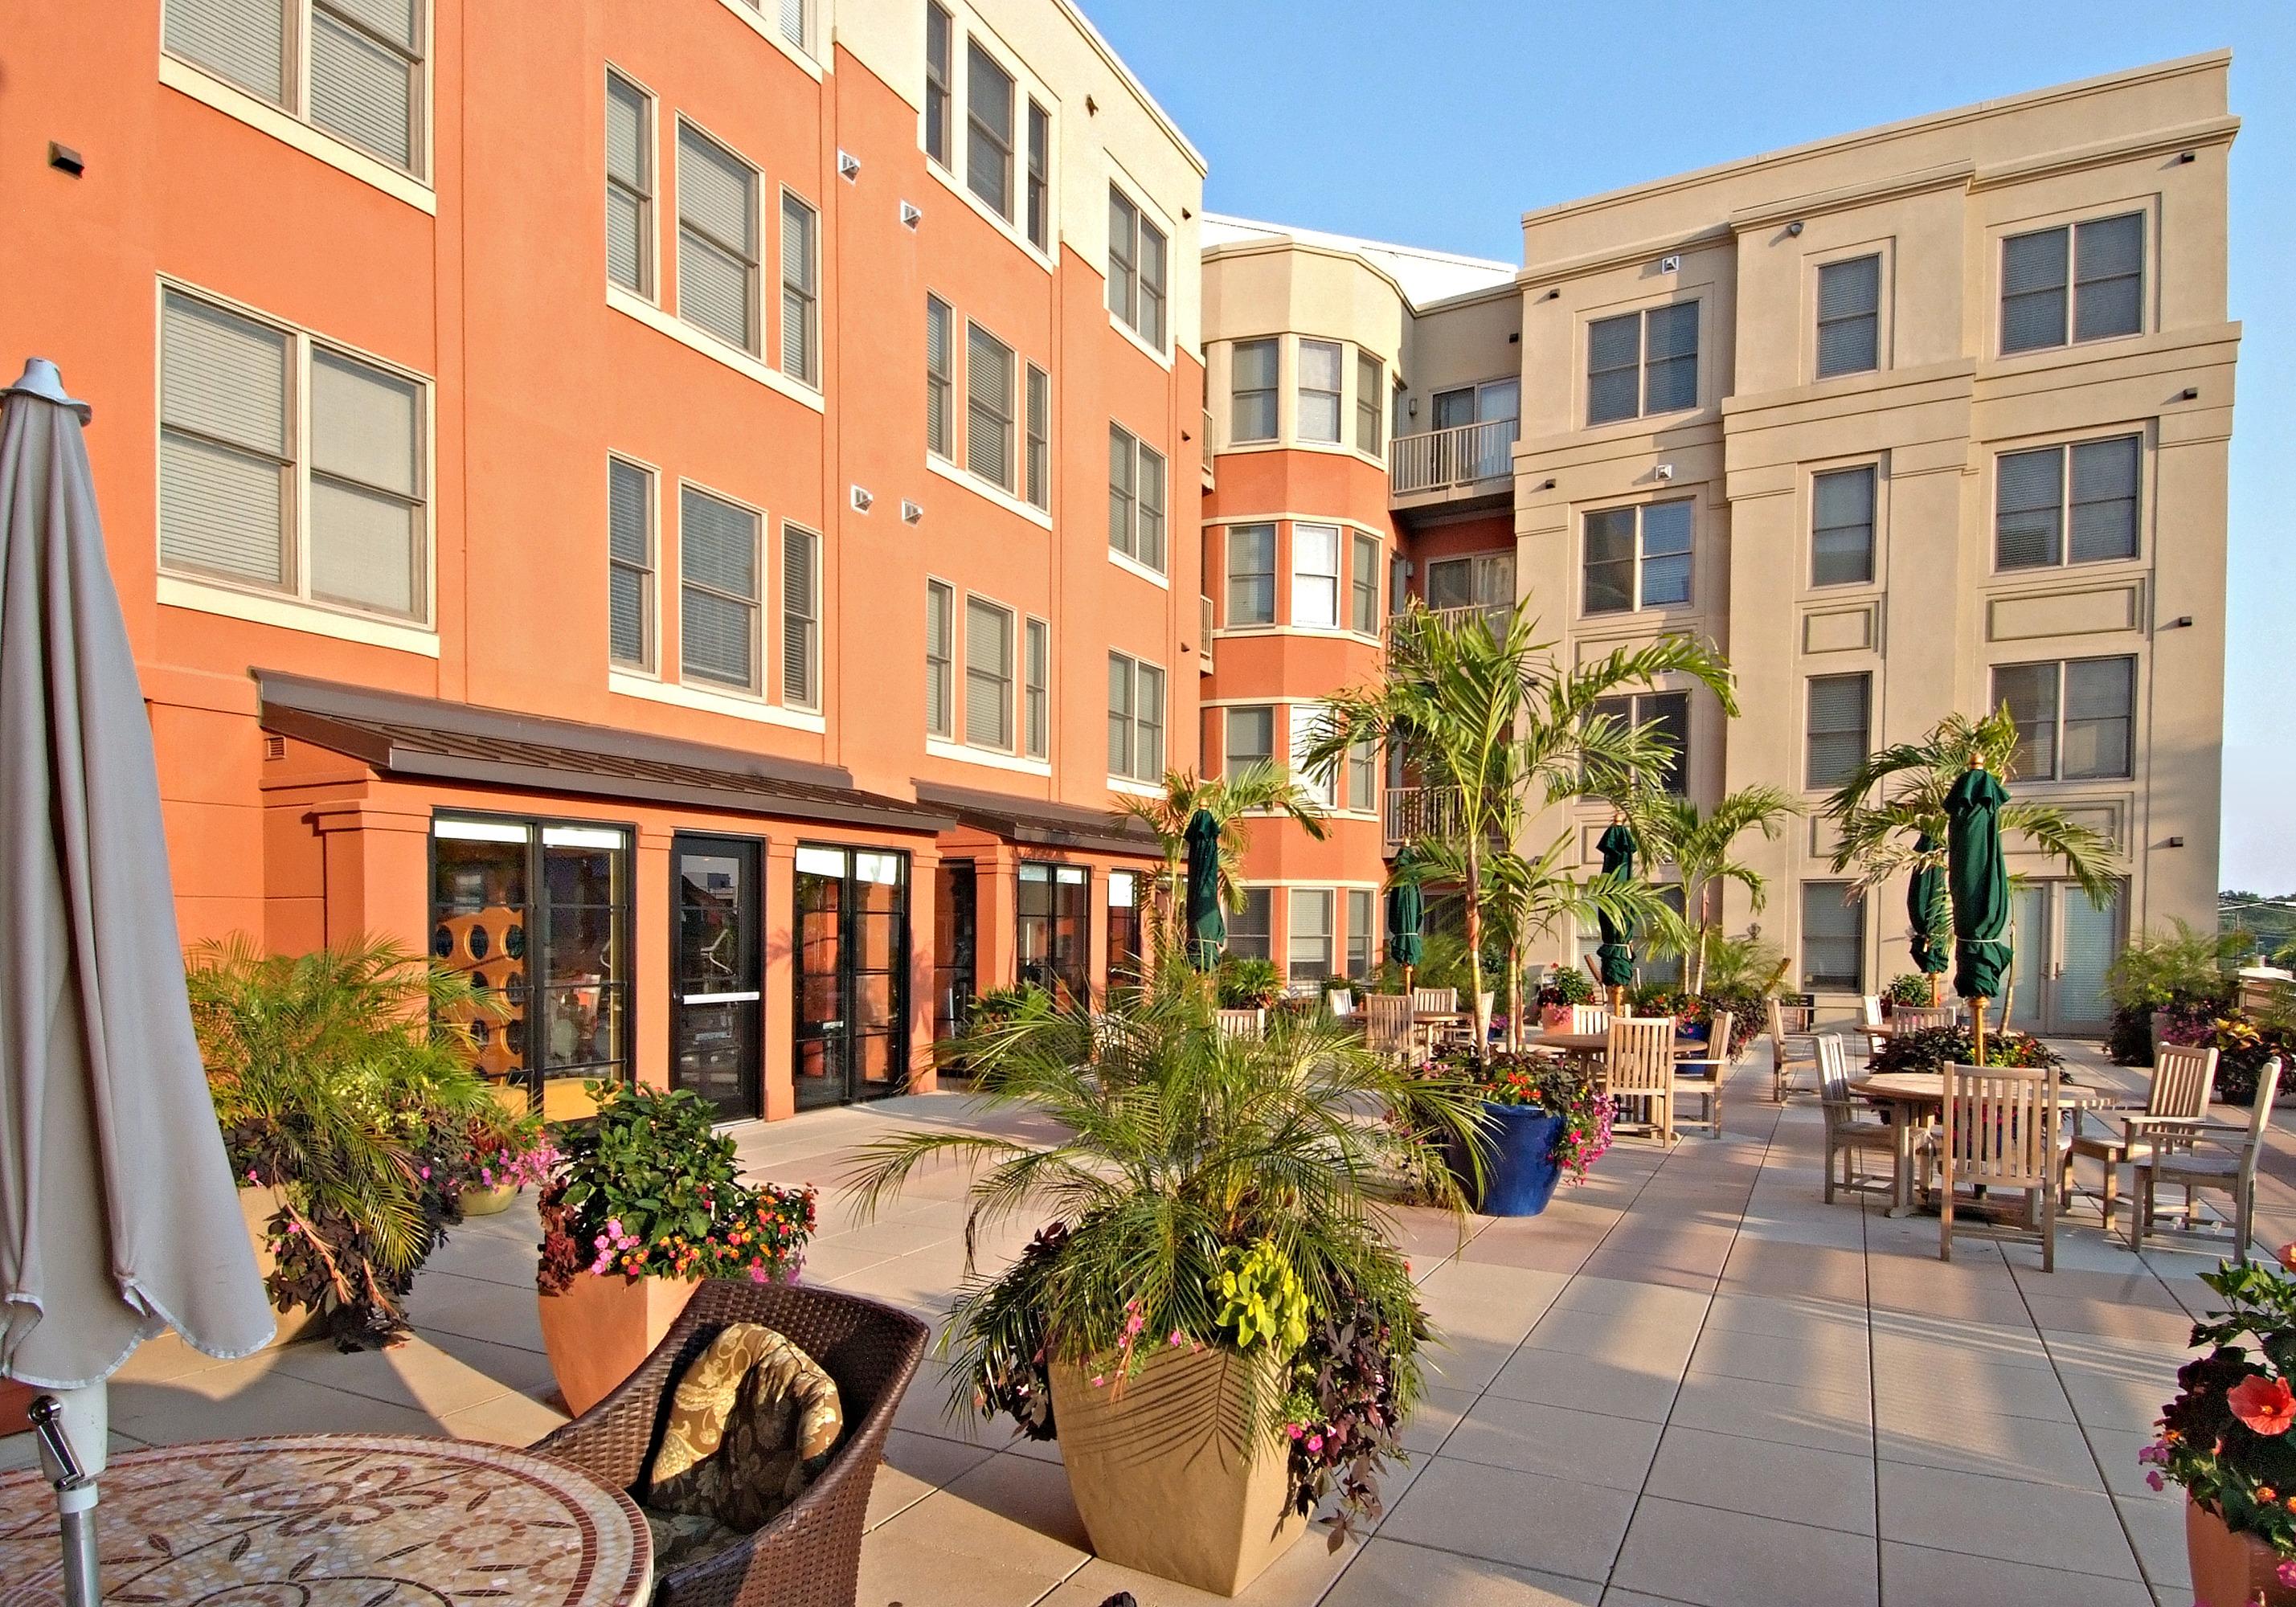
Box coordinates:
[1107,777,1164,799]
[608,283,826,412]
[672,112,765,362]
[1290,521,1343,631]
[961,590,1020,755]
[1108,547,1171,591]
[776,183,825,394]
[159,39,436,214]
[710,0,825,80]
[1107,652,1166,785]
[923,451,1054,530]
[158,573,441,656]
[1105,166,1176,369]
[610,668,826,732]
[606,451,661,674]
[919,7,1058,274]
[779,520,822,713]
[926,736,1052,777]
[673,475,770,699]
[604,63,660,305]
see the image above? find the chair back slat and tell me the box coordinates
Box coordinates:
[1573,1004,1611,1035]
[2240,1058,2286,1192]
[2150,1044,2218,1119]
[1364,995,1413,1057]
[1942,1062,2057,1190]
[1606,1016,1676,1094]
[1860,995,1884,1028]
[1215,1008,1263,1041]
[1413,987,1457,1015]
[1895,1005,1959,1032]
[1694,1012,1735,1069]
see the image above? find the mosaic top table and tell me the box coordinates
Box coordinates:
[0,1432,652,1607]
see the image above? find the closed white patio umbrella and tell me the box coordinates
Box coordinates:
[0,358,274,1605]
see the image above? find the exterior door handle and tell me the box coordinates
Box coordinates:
[681,991,760,1004]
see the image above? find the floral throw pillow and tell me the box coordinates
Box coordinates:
[645,1322,844,1534]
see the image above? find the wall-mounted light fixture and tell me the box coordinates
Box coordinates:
[2178,150,2196,164]
[850,485,874,513]
[2167,615,2195,629]
[902,500,923,525]
[1537,478,1557,491]
[1659,255,1680,273]
[1786,220,1804,236]
[1654,463,1676,482]
[2165,836,2187,848]
[900,201,922,229]
[2180,386,2200,401]
[837,149,861,181]
[1541,287,1560,301]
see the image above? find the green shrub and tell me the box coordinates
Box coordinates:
[1216,954,1283,1009]
[1868,1025,2063,1074]
[1884,973,1936,1006]
[1535,966,1596,1007]
[2106,920,2245,1065]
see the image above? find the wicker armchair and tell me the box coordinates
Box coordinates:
[536,1279,929,1607]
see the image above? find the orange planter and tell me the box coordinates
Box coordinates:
[2189,1498,2296,1607]
[536,1272,698,1415]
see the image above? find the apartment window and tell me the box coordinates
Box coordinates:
[1231,340,1278,443]
[1290,705,1336,808]
[961,596,1014,748]
[2002,213,2143,354]
[1346,738,1377,812]
[1590,690,1691,795]
[965,40,1014,219]
[780,193,819,386]
[1426,552,1515,618]
[1805,673,1871,791]
[677,124,759,354]
[1025,365,1050,509]
[158,288,430,621]
[1224,705,1275,779]
[607,457,653,669]
[923,2,952,166]
[1297,340,1342,444]
[679,487,760,690]
[1292,523,1340,628]
[1108,427,1166,571]
[1995,436,2140,570]
[1025,100,1050,251]
[925,580,954,736]
[1229,889,1272,962]
[1350,532,1380,635]
[1994,657,2135,782]
[1583,500,1692,614]
[1025,617,1050,759]
[1108,654,1164,781]
[780,524,819,709]
[1227,525,1275,625]
[1289,889,1334,985]
[1811,466,1876,587]
[1108,188,1167,346]
[1815,256,1881,378]
[166,0,428,175]
[777,0,809,51]
[604,71,653,296]
[1356,353,1385,456]
[1346,889,1376,982]
[1587,303,1698,425]
[1801,882,1864,993]
[966,322,1016,491]
[926,296,954,459]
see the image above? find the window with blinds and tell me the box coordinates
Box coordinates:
[780,524,819,709]
[965,322,1015,490]
[679,487,760,691]
[1288,889,1334,985]
[1805,674,1871,791]
[1292,524,1340,628]
[1297,341,1341,444]
[1025,100,1050,251]
[605,72,653,296]
[965,596,1014,749]
[926,296,953,460]
[677,124,759,354]
[779,0,808,51]
[780,192,818,386]
[1106,654,1163,780]
[1587,303,1698,424]
[159,291,293,591]
[1107,187,1164,346]
[1227,888,1272,961]
[166,0,428,178]
[306,348,424,616]
[1590,690,1690,795]
[925,580,954,737]
[1995,436,2140,570]
[1136,442,1165,571]
[1800,882,1863,992]
[1231,340,1276,443]
[1351,532,1380,635]
[1583,500,1691,614]
[1024,618,1050,759]
[1347,738,1377,812]
[1994,656,2134,781]
[1347,889,1375,981]
[1356,353,1384,456]
[165,0,288,104]
[1227,524,1275,626]
[1811,465,1876,587]
[923,3,952,167]
[1291,705,1336,808]
[1138,217,1167,348]
[1815,255,1880,378]
[1025,365,1050,509]
[965,40,1013,220]
[2002,214,2143,353]
[607,458,653,669]
[1224,706,1274,778]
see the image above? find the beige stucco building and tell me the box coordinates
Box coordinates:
[1201,51,2237,1032]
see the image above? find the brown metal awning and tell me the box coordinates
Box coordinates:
[256,670,956,835]
[911,780,1161,858]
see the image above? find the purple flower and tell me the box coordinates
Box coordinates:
[2145,1470,2165,1491]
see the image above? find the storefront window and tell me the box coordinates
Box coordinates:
[795,844,912,1110]
[1107,869,1143,992]
[1017,862,1090,1004]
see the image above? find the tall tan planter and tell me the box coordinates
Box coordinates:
[237,1185,325,1347]
[537,1272,698,1415]
[2188,1498,2296,1606]
[1050,1346,1307,1597]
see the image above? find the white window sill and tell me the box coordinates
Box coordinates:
[610,669,827,732]
[160,55,436,215]
[158,572,440,656]
[924,454,1054,530]
[607,285,827,414]
[926,736,1051,777]
[1107,312,1174,372]
[1107,776,1164,799]
[710,0,825,80]
[1213,623,1383,647]
[925,162,1056,275]
[1107,548,1170,590]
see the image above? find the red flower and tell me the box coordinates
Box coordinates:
[2228,1375,2296,1436]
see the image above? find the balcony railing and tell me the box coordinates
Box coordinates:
[1383,785,1460,848]
[1198,595,1214,673]
[1384,603,1511,642]
[1389,418,1520,497]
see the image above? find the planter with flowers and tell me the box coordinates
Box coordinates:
[459,1109,559,1216]
[1536,966,1597,1031]
[535,1081,814,1415]
[2147,1252,2296,1605]
[1437,1049,1614,1216]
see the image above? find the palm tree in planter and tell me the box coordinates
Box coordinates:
[1298,600,1736,1049]
[1631,785,1802,998]
[845,977,1482,1594]
[1115,763,1328,953]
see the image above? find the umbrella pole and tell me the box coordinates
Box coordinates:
[1972,1000,1989,1069]
[31,1387,106,1607]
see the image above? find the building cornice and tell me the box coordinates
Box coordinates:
[1968,114,2241,192]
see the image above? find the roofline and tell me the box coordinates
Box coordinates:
[1057,0,1207,177]
[1200,235,1417,311]
[1519,48,2232,232]
[1202,211,1514,275]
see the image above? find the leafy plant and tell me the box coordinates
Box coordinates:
[2106,920,2246,1064]
[1438,1049,1615,1183]
[1695,930,1788,996]
[1868,1025,2063,1074]
[1884,972,1937,1007]
[190,935,514,1350]
[1630,787,1800,996]
[1279,1282,1425,1541]
[971,983,1056,1030]
[536,1082,813,1292]
[2158,1005,2296,1106]
[1216,955,1284,1010]
[1214,1241,1310,1353]
[1536,966,1596,1008]
[1113,766,1329,950]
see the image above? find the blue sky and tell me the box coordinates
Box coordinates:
[1086,0,2295,894]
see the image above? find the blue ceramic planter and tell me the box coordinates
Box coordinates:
[1451,1102,1566,1217]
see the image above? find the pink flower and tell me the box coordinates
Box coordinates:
[1304,1434,1324,1454]
[749,1264,769,1283]
[419,1166,431,1180]
[2279,1559,2296,1589]
[1168,1330,1185,1347]
[2144,1470,2165,1490]
[1091,1376,1106,1388]
[1286,1423,1304,1440]
[2230,1375,2296,1436]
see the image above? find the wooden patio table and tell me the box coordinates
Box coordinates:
[1847,1070,2110,1218]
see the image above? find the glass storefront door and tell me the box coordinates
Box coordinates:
[1107,870,1142,994]
[794,844,911,1110]
[2005,880,2125,1037]
[1017,862,1089,1004]
[933,858,977,1043]
[672,835,762,1122]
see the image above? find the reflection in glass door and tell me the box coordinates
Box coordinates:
[673,836,761,1122]
[1017,863,1089,1004]
[934,859,977,1042]
[794,844,911,1110]
[2006,881,2124,1037]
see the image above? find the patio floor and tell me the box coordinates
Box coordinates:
[29,1040,2289,1607]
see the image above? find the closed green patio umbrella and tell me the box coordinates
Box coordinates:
[1594,820,1638,996]
[1907,832,1950,1001]
[1945,763,2012,1061]
[1183,808,1224,972]
[1385,875,1423,974]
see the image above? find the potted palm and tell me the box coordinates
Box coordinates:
[846,976,1481,1595]
[535,1082,813,1413]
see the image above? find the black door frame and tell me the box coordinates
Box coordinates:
[935,857,978,1042]
[669,832,764,1122]
[793,844,912,1110]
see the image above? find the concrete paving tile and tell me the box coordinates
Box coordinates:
[1610,1497,1878,1607]
[112,1367,443,1444]
[1700,1292,1867,1342]
[1040,1525,1357,1607]
[1874,1411,2108,1491]
[1379,1455,1637,1584]
[1878,1540,2155,1607]
[868,1429,998,1529]
[1686,1320,1868,1393]
[405,1269,546,1351]
[1322,1537,1602,1606]
[1398,1384,1478,1456]
[2084,1425,2179,1504]
[2114,1493,2188,1590]
[1548,1276,1711,1323]
[942,1446,1093,1552]
[436,1388,569,1447]
[1523,1306,1701,1373]
[856,1486,1087,1607]
[1874,1462,2140,1576]
[1481,1347,1681,1424]
[270,1329,542,1417]
[1871,1354,2076,1425]
[1643,1425,1876,1535]
[1439,1396,1663,1491]
[1664,1372,1871,1456]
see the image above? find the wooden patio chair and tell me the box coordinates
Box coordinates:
[1411,987,1458,1015]
[1571,1003,1610,1035]
[2132,1057,2284,1264]
[1894,1004,1960,1033]
[1767,994,1818,1102]
[2064,1043,2216,1229]
[1938,1061,2065,1273]
[1326,988,1354,1020]
[1859,995,1884,1031]
[1214,1008,1264,1041]
[1606,1016,1680,1144]
[1362,995,1417,1061]
[1819,1033,1904,1204]
[1672,1011,1733,1138]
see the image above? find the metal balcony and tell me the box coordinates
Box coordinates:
[1389,419,1520,497]
[1383,785,1461,849]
